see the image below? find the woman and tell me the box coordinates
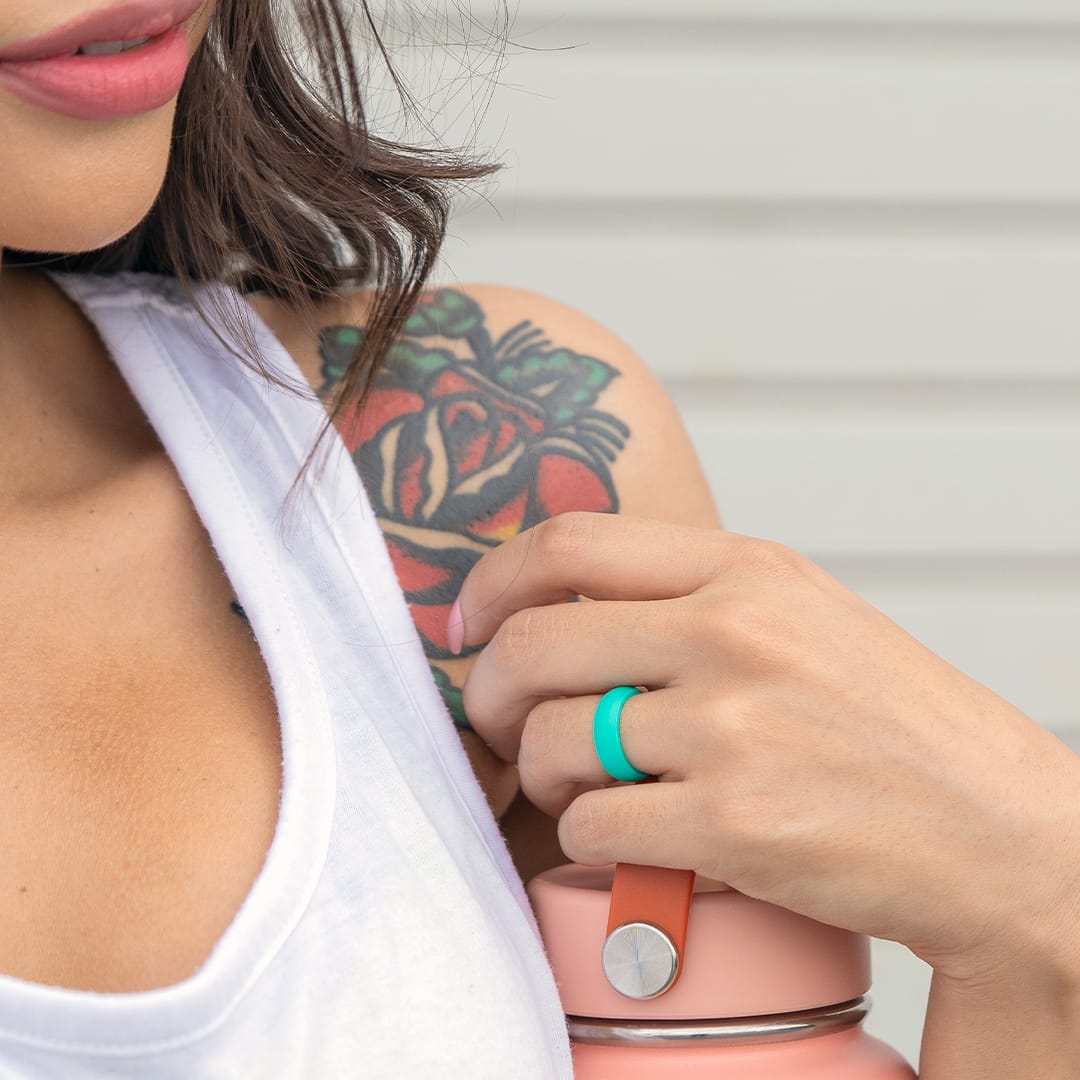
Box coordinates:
[0,0,1076,1076]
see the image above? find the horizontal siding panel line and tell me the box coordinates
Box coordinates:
[497,17,1080,55]
[811,553,1080,588]
[436,233,1080,379]
[426,57,1080,201]
[452,197,1080,236]
[679,420,1080,553]
[460,1,1080,22]
[660,377,1080,412]
[372,0,1080,23]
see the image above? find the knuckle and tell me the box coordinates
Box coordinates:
[688,773,759,872]
[744,538,809,580]
[713,597,793,660]
[722,596,776,642]
[517,699,564,777]
[689,594,738,646]
[725,782,773,863]
[526,782,584,822]
[489,607,551,669]
[679,779,725,845]
[657,596,697,645]
[532,511,597,569]
[459,676,492,738]
[460,678,479,727]
[560,795,606,857]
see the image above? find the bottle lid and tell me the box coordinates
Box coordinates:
[527,864,871,1021]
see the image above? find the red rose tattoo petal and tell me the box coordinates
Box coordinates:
[412,600,457,655]
[385,537,454,594]
[493,419,516,458]
[397,452,428,520]
[317,295,631,726]
[457,430,491,475]
[466,490,530,544]
[536,453,615,517]
[339,387,424,454]
[432,369,474,397]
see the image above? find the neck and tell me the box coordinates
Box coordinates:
[0,267,158,508]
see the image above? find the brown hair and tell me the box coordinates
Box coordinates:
[5,0,496,430]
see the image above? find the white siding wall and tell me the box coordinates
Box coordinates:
[370,2,1080,1068]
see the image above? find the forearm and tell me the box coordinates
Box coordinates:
[918,959,1080,1079]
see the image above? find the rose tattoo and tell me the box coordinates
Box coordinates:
[318,290,630,728]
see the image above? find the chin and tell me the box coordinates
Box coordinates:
[3,201,160,257]
[0,100,176,257]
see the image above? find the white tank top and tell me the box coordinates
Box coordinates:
[0,271,572,1079]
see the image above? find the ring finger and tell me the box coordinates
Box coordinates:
[517,686,692,817]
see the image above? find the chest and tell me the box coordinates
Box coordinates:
[0,276,518,996]
[0,457,283,992]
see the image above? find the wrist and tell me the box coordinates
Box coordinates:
[938,812,1080,993]
[961,752,1080,987]
[920,958,1080,1080]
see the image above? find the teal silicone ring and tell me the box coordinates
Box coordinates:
[593,686,648,782]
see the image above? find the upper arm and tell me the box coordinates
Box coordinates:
[255,282,721,843]
[451,285,721,534]
[314,281,720,533]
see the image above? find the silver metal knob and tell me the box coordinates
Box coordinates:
[601,921,680,1000]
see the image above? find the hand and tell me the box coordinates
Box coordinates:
[453,512,1080,983]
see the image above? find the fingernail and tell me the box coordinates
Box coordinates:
[447,598,464,656]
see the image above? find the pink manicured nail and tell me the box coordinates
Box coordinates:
[447,598,464,656]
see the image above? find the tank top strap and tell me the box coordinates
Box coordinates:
[46,270,511,873]
[28,270,571,1075]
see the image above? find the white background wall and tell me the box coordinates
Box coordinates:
[370,1,1080,1068]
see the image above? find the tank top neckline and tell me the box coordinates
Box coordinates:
[0,270,341,1054]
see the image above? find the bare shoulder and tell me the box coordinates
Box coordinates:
[414,283,721,530]
[252,281,721,532]
[250,282,720,868]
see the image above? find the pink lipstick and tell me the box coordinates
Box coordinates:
[0,0,204,121]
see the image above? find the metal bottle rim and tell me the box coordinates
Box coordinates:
[568,996,870,1048]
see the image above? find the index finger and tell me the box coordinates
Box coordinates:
[450,511,728,651]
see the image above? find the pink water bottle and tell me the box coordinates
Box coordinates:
[528,863,916,1078]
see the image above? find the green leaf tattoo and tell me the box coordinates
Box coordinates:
[432,665,469,731]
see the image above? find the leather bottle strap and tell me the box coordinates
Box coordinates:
[606,862,696,994]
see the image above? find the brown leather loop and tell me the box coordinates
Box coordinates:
[606,862,696,995]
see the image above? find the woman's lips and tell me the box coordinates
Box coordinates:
[0,0,204,121]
